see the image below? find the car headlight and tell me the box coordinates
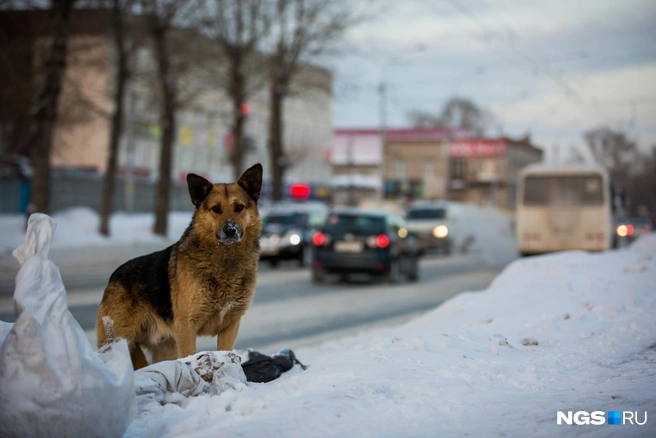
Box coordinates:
[288,233,301,246]
[616,225,627,237]
[433,225,448,238]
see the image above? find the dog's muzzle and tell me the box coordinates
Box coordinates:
[217,221,243,244]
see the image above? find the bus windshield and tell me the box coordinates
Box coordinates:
[523,175,603,206]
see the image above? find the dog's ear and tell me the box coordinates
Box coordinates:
[238,163,263,202]
[187,173,213,207]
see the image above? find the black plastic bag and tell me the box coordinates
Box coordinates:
[241,349,307,383]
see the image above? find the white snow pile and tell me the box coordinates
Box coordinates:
[0,207,193,252]
[0,214,136,437]
[1,212,655,437]
[124,235,656,437]
[449,203,518,265]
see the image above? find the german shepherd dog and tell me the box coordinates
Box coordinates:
[96,163,263,370]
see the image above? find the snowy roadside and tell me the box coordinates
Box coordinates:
[124,236,656,438]
[0,207,192,253]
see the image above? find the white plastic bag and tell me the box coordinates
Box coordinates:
[0,214,136,437]
[134,351,247,408]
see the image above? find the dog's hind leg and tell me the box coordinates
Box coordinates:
[129,343,149,370]
[151,338,178,363]
[217,318,241,351]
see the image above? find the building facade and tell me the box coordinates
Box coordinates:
[0,9,333,197]
[382,128,469,201]
[383,134,543,210]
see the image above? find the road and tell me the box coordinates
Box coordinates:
[0,253,505,354]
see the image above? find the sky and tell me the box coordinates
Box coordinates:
[329,0,656,163]
[1,211,655,436]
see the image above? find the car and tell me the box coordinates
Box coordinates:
[259,203,328,267]
[403,202,456,255]
[615,217,653,245]
[311,208,420,283]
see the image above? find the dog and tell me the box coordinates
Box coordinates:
[96,163,263,370]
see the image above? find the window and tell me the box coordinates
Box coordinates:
[394,159,406,179]
[523,175,603,206]
[451,158,465,178]
[423,161,435,180]
[324,214,386,235]
[406,208,446,220]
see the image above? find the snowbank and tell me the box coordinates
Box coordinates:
[0,207,193,252]
[122,236,656,437]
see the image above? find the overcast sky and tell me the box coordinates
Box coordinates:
[328,0,656,162]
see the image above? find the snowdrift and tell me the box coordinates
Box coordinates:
[125,235,656,437]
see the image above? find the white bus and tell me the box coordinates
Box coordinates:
[516,164,614,256]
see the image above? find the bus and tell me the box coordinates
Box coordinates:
[516,164,614,256]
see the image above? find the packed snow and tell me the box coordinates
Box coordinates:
[0,210,654,437]
[0,207,193,252]
[123,236,656,437]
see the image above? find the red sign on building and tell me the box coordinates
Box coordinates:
[449,139,506,157]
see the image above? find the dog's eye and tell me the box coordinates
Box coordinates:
[235,204,245,213]
[211,206,221,214]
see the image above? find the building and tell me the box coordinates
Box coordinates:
[331,127,472,205]
[333,127,543,210]
[383,133,543,210]
[382,127,469,201]
[0,9,333,197]
[330,129,383,205]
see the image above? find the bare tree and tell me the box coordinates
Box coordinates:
[200,0,271,181]
[407,97,491,136]
[25,0,77,216]
[142,0,186,236]
[266,0,353,201]
[99,0,134,236]
[584,127,639,189]
[625,145,656,219]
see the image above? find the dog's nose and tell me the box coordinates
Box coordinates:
[223,223,238,237]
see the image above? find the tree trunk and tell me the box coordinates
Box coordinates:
[99,0,128,236]
[26,0,76,216]
[230,59,246,181]
[152,24,176,237]
[268,82,285,201]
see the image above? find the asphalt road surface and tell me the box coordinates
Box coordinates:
[0,254,504,353]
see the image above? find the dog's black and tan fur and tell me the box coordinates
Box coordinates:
[96,163,263,370]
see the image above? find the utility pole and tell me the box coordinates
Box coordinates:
[378,81,387,201]
[347,134,355,206]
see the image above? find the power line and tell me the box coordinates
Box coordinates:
[428,0,582,103]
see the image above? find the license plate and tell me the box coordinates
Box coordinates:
[335,241,363,252]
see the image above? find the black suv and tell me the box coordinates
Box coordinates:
[259,205,327,267]
[311,208,420,283]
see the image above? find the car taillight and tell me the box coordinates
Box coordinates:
[627,224,634,236]
[312,232,325,246]
[376,234,390,248]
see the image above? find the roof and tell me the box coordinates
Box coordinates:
[334,127,469,141]
[520,163,607,176]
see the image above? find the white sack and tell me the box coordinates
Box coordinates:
[135,351,247,408]
[0,214,136,438]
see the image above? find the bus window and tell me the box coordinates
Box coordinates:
[523,175,603,206]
